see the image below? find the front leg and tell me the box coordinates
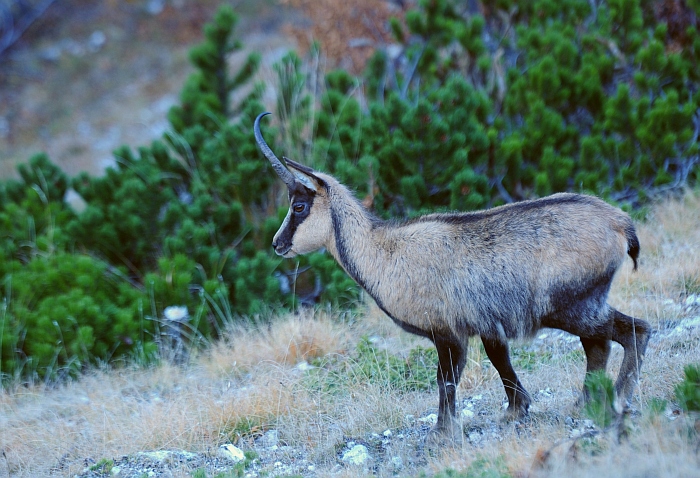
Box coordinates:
[429,333,467,443]
[481,336,531,418]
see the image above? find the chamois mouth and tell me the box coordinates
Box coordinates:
[274,245,296,258]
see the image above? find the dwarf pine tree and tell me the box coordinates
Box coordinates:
[1,6,285,379]
[70,4,285,322]
[2,0,700,379]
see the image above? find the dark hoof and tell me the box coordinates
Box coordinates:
[425,421,464,448]
[501,403,530,422]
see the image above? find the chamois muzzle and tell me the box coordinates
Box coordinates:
[254,112,297,189]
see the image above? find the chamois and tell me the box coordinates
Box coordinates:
[254,112,650,442]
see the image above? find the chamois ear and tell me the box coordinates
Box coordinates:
[283,157,325,192]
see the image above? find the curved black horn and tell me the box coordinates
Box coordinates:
[254,112,296,189]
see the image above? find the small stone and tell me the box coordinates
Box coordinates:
[218,444,245,463]
[260,429,279,448]
[462,409,475,418]
[146,0,165,15]
[88,31,106,52]
[40,45,62,61]
[295,361,314,371]
[383,429,392,437]
[418,413,438,425]
[110,465,121,475]
[342,444,370,466]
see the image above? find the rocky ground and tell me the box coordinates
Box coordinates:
[68,309,700,478]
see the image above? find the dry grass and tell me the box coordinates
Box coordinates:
[1,191,699,477]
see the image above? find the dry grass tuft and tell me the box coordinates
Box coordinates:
[203,308,353,376]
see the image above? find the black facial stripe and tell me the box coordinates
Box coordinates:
[277,186,315,247]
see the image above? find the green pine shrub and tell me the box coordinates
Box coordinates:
[675,364,700,413]
[1,252,150,381]
[2,1,700,380]
[583,370,617,428]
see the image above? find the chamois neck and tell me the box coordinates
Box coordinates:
[326,184,385,295]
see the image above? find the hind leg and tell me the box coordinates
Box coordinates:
[578,337,611,404]
[610,308,650,406]
[428,333,467,443]
[482,337,531,418]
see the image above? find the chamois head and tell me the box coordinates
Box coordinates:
[254,112,333,257]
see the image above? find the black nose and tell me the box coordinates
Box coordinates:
[271,240,278,250]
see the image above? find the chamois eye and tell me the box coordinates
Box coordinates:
[293,203,306,214]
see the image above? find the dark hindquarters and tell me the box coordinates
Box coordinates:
[574,307,649,408]
[481,337,531,417]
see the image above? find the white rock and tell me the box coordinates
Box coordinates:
[88,31,106,52]
[110,466,121,475]
[146,0,165,15]
[462,409,475,418]
[418,413,438,425]
[260,429,279,448]
[295,361,314,371]
[218,444,245,463]
[342,444,370,466]
[383,429,392,437]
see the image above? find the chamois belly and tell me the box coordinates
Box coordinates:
[375,272,536,340]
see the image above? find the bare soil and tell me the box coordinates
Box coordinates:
[0,0,297,178]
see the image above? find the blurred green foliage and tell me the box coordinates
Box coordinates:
[583,370,617,428]
[675,363,700,413]
[2,0,699,380]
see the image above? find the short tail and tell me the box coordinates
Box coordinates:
[625,223,640,271]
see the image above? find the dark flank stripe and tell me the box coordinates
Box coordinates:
[409,193,597,226]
